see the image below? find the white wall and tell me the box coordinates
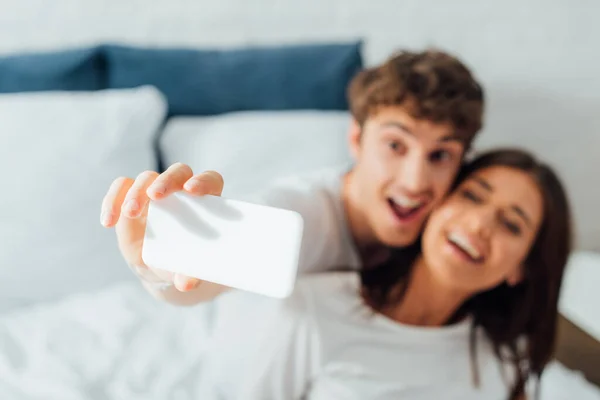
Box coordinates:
[1,0,598,249]
[1,0,598,88]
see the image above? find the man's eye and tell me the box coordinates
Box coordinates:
[429,150,452,163]
[389,141,405,153]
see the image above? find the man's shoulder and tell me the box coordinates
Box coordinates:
[241,165,360,275]
[237,165,347,208]
[246,165,348,224]
[268,165,348,196]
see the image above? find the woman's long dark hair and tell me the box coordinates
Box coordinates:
[361,148,573,399]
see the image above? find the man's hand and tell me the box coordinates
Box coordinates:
[100,162,224,292]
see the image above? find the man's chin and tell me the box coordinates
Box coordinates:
[377,227,422,248]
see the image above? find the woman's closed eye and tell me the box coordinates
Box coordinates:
[461,188,483,204]
[501,216,522,235]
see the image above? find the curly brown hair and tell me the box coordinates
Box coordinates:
[348,49,485,147]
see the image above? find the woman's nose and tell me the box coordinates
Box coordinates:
[464,206,495,237]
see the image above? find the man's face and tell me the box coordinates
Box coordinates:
[347,106,466,248]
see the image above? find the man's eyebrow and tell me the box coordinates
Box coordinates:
[439,135,462,143]
[381,121,412,135]
[381,122,462,144]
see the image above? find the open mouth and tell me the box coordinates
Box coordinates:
[447,231,485,264]
[387,197,426,222]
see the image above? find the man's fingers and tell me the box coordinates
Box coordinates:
[147,162,194,200]
[121,171,160,219]
[100,177,134,227]
[173,274,202,292]
[183,171,224,196]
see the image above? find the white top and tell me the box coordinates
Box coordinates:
[558,251,600,341]
[238,166,362,275]
[202,273,514,400]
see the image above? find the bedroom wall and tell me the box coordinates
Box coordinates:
[1,0,598,249]
[1,0,597,76]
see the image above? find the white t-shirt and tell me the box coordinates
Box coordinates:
[202,273,514,400]
[239,165,361,275]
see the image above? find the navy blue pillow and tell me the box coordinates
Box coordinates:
[104,42,363,116]
[0,47,105,92]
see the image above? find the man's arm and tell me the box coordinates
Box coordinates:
[141,279,230,306]
[140,184,326,305]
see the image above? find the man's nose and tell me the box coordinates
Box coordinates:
[398,155,431,195]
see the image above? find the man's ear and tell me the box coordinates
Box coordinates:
[463,146,476,163]
[348,118,362,160]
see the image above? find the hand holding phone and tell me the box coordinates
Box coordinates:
[142,192,304,298]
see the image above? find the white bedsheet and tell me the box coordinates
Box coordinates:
[0,282,598,400]
[0,282,215,400]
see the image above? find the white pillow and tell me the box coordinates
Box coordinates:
[559,251,600,341]
[0,86,167,313]
[159,111,353,198]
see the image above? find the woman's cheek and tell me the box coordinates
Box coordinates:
[431,205,457,226]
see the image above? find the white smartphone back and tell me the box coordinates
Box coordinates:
[142,193,304,298]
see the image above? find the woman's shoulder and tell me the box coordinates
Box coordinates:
[294,272,361,302]
[284,272,364,323]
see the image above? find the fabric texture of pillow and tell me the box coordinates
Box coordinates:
[0,47,105,93]
[159,111,353,198]
[0,86,166,313]
[105,42,363,116]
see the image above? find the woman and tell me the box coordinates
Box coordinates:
[203,148,572,400]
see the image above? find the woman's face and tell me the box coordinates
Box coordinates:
[421,166,544,293]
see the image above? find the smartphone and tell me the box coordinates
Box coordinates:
[141,192,304,298]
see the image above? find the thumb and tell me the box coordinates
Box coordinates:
[183,171,224,196]
[173,273,202,292]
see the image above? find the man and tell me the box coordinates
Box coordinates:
[100,49,484,305]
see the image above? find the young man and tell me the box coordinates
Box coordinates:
[100,49,485,305]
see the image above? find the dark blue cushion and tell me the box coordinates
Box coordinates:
[104,42,363,116]
[0,47,105,92]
